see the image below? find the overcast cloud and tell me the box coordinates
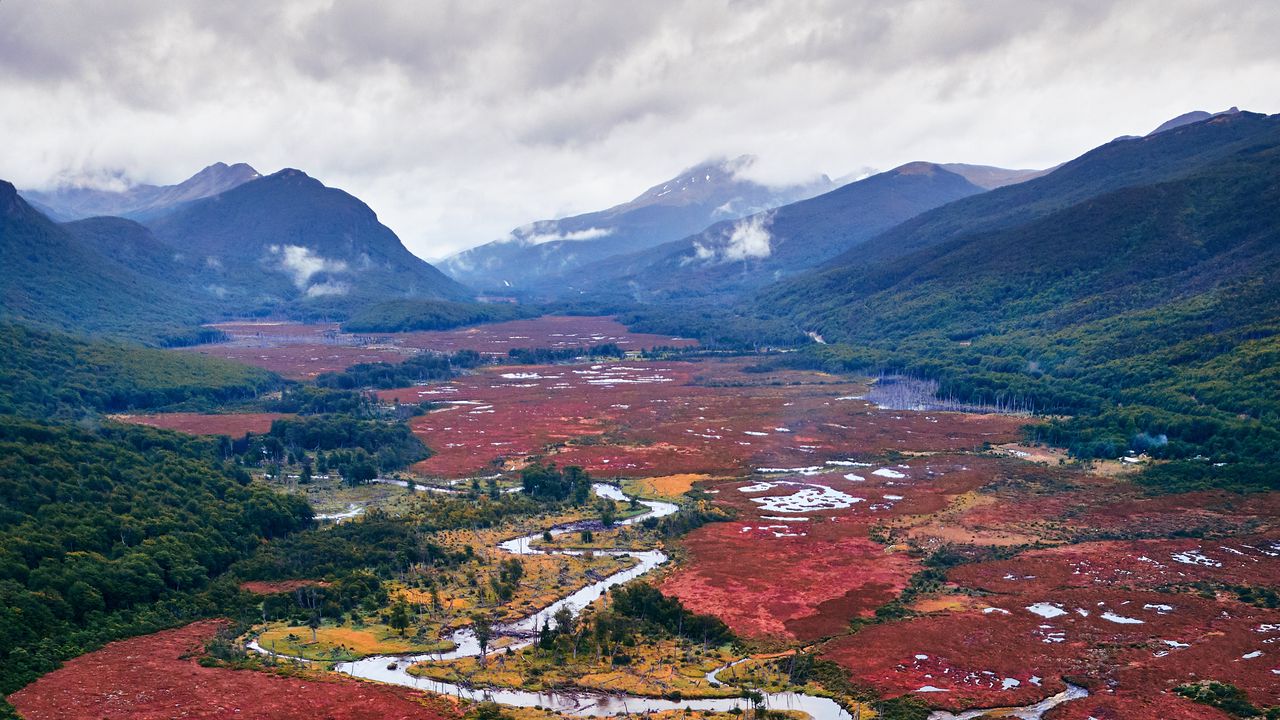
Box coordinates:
[2,1,1278,260]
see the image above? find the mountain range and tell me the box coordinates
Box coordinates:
[439,156,834,291]
[747,110,1279,458]
[768,110,1280,340]
[5,106,1274,391]
[21,162,261,221]
[2,167,468,341]
[569,161,990,301]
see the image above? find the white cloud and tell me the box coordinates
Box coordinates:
[1,1,1278,260]
[690,212,774,264]
[269,244,349,289]
[519,226,614,245]
[721,213,773,261]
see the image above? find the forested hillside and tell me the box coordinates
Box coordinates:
[0,323,279,419]
[0,181,208,342]
[757,113,1280,472]
[823,110,1279,270]
[4,166,478,344]
[0,418,313,694]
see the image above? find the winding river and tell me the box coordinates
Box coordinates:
[253,484,1086,720]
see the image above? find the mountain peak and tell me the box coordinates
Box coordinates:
[891,161,944,176]
[21,161,264,221]
[263,168,323,187]
[441,155,834,290]
[1148,107,1240,136]
[190,161,260,182]
[1,179,24,218]
[631,155,761,206]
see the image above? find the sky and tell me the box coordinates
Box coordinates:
[3,1,1278,261]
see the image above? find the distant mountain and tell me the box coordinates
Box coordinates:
[3,168,471,340]
[0,180,205,341]
[938,163,1049,189]
[570,162,985,300]
[22,162,261,221]
[814,111,1279,275]
[769,113,1280,341]
[62,216,196,282]
[1149,107,1239,135]
[757,111,1280,417]
[145,168,471,310]
[440,156,833,291]
[757,111,1280,458]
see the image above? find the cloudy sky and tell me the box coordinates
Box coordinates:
[3,1,1278,260]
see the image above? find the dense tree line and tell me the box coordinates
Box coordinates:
[608,583,731,645]
[0,417,312,694]
[506,343,622,365]
[263,415,428,469]
[316,349,483,390]
[266,386,372,415]
[520,463,592,504]
[0,322,279,419]
[222,414,431,485]
[234,509,463,582]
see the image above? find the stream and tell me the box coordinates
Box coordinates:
[253,484,1086,719]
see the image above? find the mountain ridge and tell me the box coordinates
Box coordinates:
[144,168,471,310]
[816,110,1278,275]
[22,162,261,221]
[440,155,833,291]
[565,161,987,301]
[0,179,208,341]
[747,110,1280,461]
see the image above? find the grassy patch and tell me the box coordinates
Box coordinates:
[256,621,454,661]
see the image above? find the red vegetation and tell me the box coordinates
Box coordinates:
[1069,488,1280,538]
[380,359,1024,478]
[181,316,693,379]
[9,620,462,720]
[393,315,696,355]
[183,343,407,380]
[950,536,1280,591]
[113,412,292,436]
[239,579,331,594]
[663,520,918,640]
[1047,691,1233,720]
[661,457,1007,641]
[821,536,1280,715]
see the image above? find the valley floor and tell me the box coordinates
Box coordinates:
[15,316,1277,720]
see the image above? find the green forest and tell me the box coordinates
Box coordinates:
[0,418,312,694]
[0,323,280,418]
